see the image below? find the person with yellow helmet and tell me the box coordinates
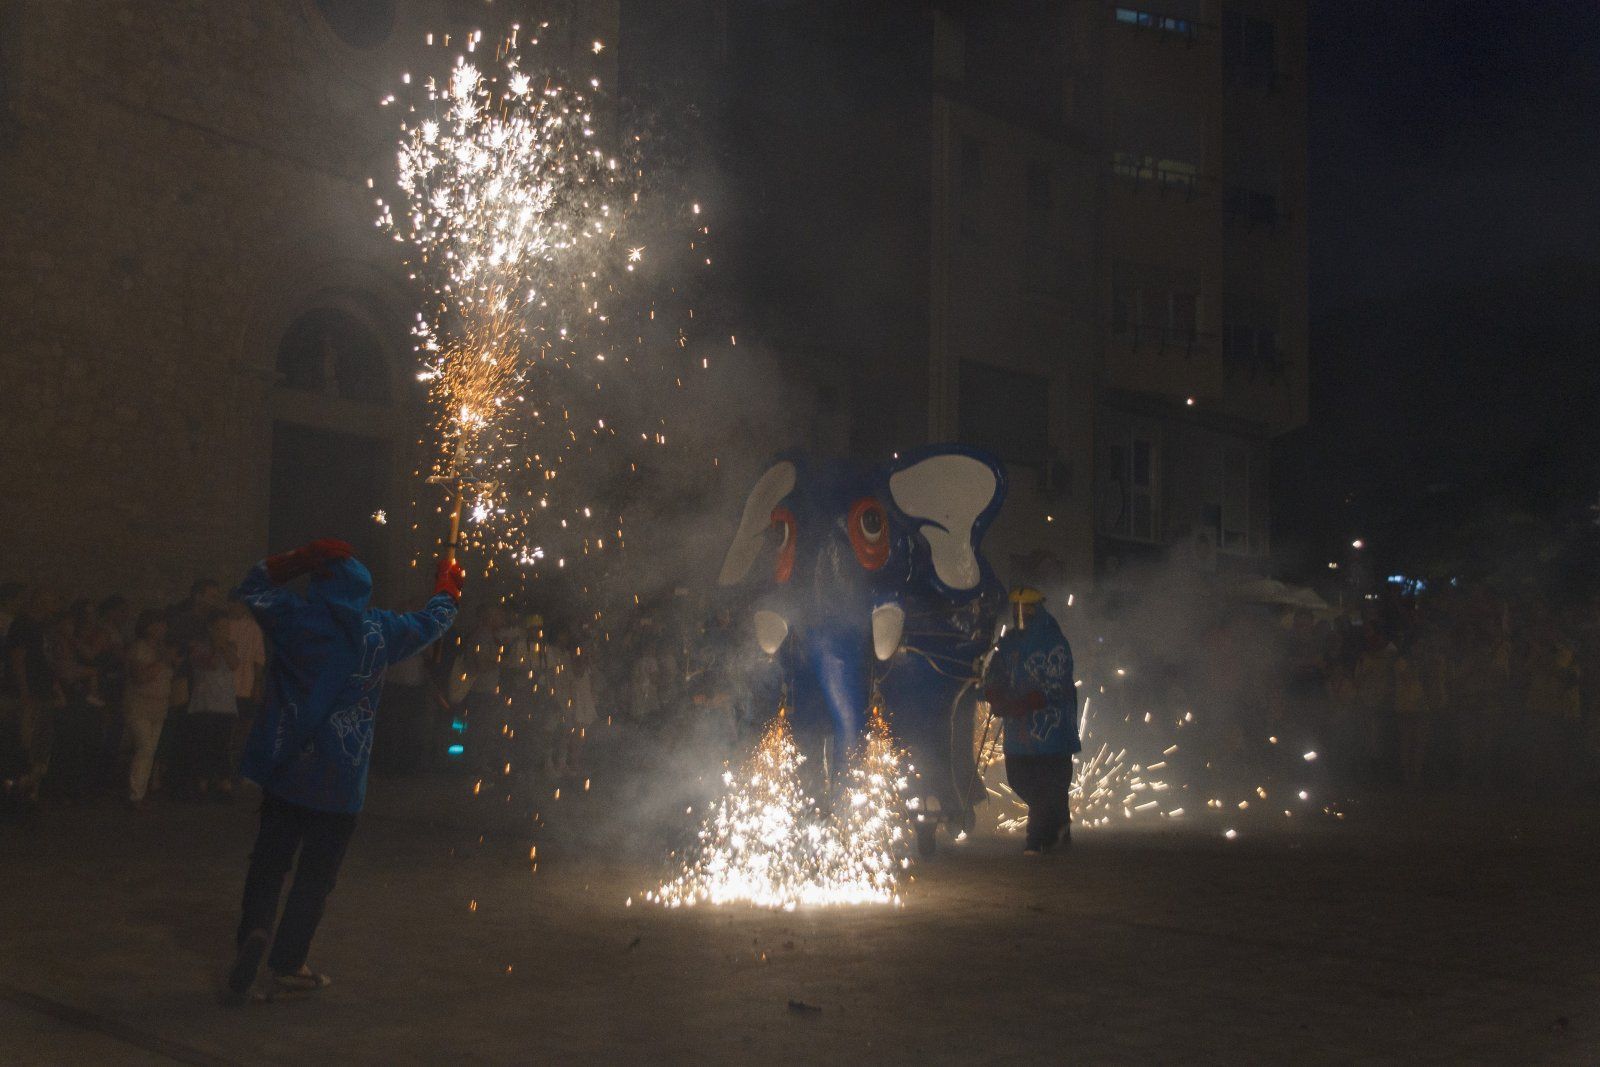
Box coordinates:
[983,586,1080,855]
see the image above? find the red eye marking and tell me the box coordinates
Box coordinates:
[848,498,889,571]
[772,506,797,584]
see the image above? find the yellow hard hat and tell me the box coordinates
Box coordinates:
[1008,586,1045,605]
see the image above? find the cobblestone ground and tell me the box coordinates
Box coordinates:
[2,782,1597,1065]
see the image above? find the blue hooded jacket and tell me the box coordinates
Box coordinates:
[234,557,457,813]
[986,610,1081,757]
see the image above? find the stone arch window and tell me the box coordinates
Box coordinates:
[275,305,392,405]
[310,0,396,50]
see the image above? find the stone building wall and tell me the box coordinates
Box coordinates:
[0,0,614,605]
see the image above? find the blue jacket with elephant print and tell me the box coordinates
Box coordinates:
[234,557,456,814]
[987,611,1081,757]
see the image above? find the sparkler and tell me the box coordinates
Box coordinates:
[980,692,1333,836]
[647,714,911,910]
[378,33,697,571]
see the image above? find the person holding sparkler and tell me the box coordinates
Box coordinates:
[223,539,464,1004]
[983,587,1081,856]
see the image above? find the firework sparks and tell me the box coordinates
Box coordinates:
[378,36,696,572]
[647,715,911,909]
[981,693,1336,835]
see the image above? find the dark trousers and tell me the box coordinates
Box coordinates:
[237,792,359,974]
[183,714,235,783]
[1005,753,1074,850]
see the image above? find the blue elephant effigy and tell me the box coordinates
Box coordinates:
[717,445,1007,848]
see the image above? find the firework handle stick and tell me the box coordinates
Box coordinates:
[438,436,470,564]
[445,477,465,564]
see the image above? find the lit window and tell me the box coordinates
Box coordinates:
[1114,7,1194,37]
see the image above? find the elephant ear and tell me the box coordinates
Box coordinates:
[717,460,798,586]
[887,447,1006,592]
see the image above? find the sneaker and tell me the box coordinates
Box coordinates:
[1022,846,1043,857]
[271,968,332,995]
[223,930,269,1006]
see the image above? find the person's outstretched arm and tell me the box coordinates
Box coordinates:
[232,539,352,635]
[378,558,464,663]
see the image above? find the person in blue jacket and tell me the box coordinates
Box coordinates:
[224,538,463,1003]
[983,586,1080,856]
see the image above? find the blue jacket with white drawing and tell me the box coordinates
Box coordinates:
[986,611,1080,757]
[234,558,457,813]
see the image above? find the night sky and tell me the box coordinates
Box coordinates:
[1282,0,1600,580]
[1309,0,1600,311]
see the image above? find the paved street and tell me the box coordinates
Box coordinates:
[3,781,1597,1065]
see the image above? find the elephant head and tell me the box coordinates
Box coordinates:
[718,446,1007,764]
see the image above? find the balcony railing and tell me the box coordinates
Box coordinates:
[1111,320,1218,358]
[1111,5,1201,42]
[1111,152,1208,201]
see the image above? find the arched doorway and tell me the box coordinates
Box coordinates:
[268,296,407,589]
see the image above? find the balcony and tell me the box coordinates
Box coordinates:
[1110,152,1210,202]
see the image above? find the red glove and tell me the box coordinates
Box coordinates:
[434,557,466,602]
[265,539,355,584]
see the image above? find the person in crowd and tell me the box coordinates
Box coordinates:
[100,594,136,648]
[629,630,661,729]
[184,612,240,800]
[124,610,175,810]
[1526,628,1581,795]
[92,595,132,790]
[225,539,462,1004]
[1353,623,1396,783]
[45,601,104,800]
[1392,647,1429,788]
[0,582,23,643]
[376,617,430,775]
[169,578,225,652]
[227,600,266,767]
[557,630,598,782]
[458,604,515,758]
[983,587,1080,857]
[3,588,63,806]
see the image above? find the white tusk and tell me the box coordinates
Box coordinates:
[754,610,789,655]
[872,603,905,661]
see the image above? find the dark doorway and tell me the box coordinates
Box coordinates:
[275,306,391,405]
[269,421,391,588]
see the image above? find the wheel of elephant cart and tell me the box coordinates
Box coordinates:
[915,819,938,858]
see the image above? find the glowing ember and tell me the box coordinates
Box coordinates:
[647,715,911,909]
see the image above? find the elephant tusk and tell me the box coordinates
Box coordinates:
[871,603,905,661]
[753,610,789,655]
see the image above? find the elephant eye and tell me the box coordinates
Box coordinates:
[770,506,797,583]
[848,498,890,570]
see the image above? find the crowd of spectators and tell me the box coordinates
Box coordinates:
[9,567,1598,818]
[0,576,768,817]
[0,578,266,812]
[1081,580,1600,798]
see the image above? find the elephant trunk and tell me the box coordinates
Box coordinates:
[803,623,871,759]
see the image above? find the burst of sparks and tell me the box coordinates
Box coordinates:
[378,38,695,573]
[980,695,1327,834]
[647,714,911,909]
